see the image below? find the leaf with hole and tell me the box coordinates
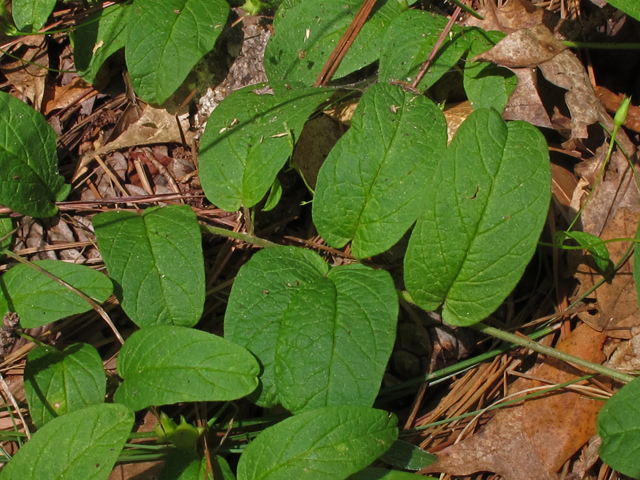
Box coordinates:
[312,83,447,258]
[225,246,398,413]
[0,403,134,480]
[12,0,55,32]
[0,260,113,328]
[114,325,259,411]
[463,29,517,113]
[92,205,204,327]
[237,405,398,480]
[404,108,551,326]
[73,4,132,85]
[0,92,70,217]
[199,84,332,211]
[597,376,640,478]
[265,0,402,86]
[379,9,470,93]
[125,0,229,104]
[24,343,106,428]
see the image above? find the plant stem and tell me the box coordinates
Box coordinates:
[472,322,635,384]
[199,224,278,248]
[563,41,640,50]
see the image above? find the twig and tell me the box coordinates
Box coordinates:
[313,0,377,87]
[411,6,461,90]
[1,249,124,345]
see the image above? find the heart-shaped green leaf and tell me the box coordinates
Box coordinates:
[225,246,398,413]
[237,405,398,480]
[73,4,132,84]
[114,325,259,411]
[92,205,204,327]
[404,109,551,326]
[0,260,113,328]
[24,343,106,428]
[463,29,516,113]
[597,376,640,478]
[125,0,229,104]
[265,0,402,86]
[159,450,206,480]
[0,403,134,480]
[379,10,470,93]
[313,83,447,258]
[12,0,55,32]
[199,84,332,211]
[0,92,69,217]
[379,439,437,470]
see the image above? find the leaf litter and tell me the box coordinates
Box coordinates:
[0,0,640,479]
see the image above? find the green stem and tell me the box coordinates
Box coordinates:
[199,224,277,248]
[563,41,640,50]
[472,322,635,384]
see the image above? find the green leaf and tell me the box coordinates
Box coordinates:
[0,403,134,480]
[379,10,470,93]
[114,325,259,411]
[348,469,437,480]
[0,215,13,254]
[0,260,113,328]
[0,92,68,217]
[264,0,402,86]
[597,376,640,478]
[312,83,447,258]
[159,450,207,480]
[608,0,640,22]
[199,84,332,211]
[24,344,106,428]
[463,29,516,113]
[561,231,611,272]
[213,456,237,480]
[73,4,132,85]
[263,177,283,212]
[225,246,398,413]
[237,405,398,480]
[379,440,436,470]
[404,109,551,326]
[125,0,229,104]
[92,205,204,327]
[12,0,55,32]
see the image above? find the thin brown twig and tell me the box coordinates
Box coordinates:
[313,0,378,87]
[411,6,462,90]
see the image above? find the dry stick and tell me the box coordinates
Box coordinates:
[0,372,30,440]
[1,249,125,345]
[313,0,378,87]
[411,6,462,90]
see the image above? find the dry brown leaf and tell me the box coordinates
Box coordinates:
[572,153,640,338]
[463,0,545,32]
[44,77,96,115]
[443,101,473,144]
[502,67,552,128]
[93,105,194,156]
[472,24,566,68]
[0,38,49,112]
[595,85,640,133]
[420,323,607,480]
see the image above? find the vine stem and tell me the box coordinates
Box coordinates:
[471,322,635,384]
[199,224,278,248]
